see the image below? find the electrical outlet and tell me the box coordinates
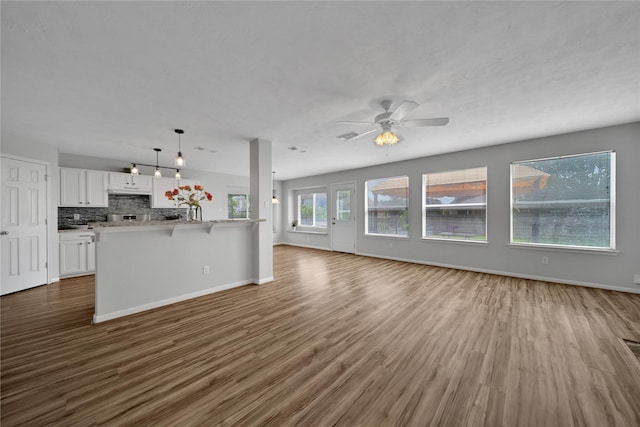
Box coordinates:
[541,256,549,265]
[203,265,210,275]
[73,213,80,220]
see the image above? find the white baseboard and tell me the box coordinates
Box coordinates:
[93,280,253,323]
[254,276,275,285]
[281,242,331,251]
[355,252,640,295]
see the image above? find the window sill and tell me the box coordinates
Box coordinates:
[288,229,328,235]
[364,234,410,240]
[508,243,619,255]
[423,237,489,246]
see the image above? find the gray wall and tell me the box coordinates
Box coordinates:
[279,122,640,293]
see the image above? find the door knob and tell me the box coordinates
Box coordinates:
[0,231,8,236]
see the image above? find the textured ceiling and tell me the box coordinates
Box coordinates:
[2,1,639,180]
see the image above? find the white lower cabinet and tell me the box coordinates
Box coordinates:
[59,232,96,277]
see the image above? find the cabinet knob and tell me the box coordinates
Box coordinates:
[0,231,8,236]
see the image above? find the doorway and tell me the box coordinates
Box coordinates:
[331,182,356,253]
[1,156,49,295]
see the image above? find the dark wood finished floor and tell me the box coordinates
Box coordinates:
[2,246,640,426]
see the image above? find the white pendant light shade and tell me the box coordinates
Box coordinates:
[174,129,186,167]
[130,163,139,175]
[154,148,162,178]
[272,171,280,204]
[175,169,181,180]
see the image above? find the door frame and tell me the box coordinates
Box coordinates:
[1,153,53,286]
[330,181,357,253]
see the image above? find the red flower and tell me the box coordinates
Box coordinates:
[205,192,213,201]
[172,188,179,196]
[194,185,202,191]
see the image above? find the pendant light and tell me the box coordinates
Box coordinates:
[130,163,139,175]
[174,129,185,167]
[175,169,181,180]
[154,148,162,178]
[272,171,280,204]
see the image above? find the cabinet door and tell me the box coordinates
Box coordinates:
[60,240,85,276]
[86,170,108,207]
[131,174,152,190]
[60,168,85,206]
[86,239,96,272]
[108,172,131,187]
[151,177,180,208]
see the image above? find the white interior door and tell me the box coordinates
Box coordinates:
[1,157,48,295]
[331,182,356,253]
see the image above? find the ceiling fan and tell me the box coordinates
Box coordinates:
[336,100,449,146]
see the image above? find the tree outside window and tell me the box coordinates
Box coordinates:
[511,151,615,249]
[228,193,249,219]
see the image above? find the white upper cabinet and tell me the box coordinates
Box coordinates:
[60,168,108,207]
[151,177,199,208]
[108,172,152,194]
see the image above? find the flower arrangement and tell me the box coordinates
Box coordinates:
[165,185,213,208]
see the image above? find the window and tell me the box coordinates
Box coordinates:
[297,192,327,228]
[336,189,351,220]
[228,193,249,219]
[423,167,487,241]
[365,176,409,236]
[511,151,615,249]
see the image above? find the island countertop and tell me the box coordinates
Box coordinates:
[89,218,266,228]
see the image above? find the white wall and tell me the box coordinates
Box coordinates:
[94,222,255,322]
[1,132,60,282]
[279,123,640,293]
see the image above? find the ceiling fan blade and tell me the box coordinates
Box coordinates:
[337,128,378,141]
[337,120,375,126]
[389,100,419,120]
[401,117,449,127]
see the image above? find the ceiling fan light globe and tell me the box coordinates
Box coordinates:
[374,131,400,146]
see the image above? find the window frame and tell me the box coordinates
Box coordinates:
[364,175,410,238]
[227,193,250,219]
[422,166,488,243]
[296,190,328,230]
[509,151,616,251]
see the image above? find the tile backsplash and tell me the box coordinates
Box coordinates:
[58,194,186,228]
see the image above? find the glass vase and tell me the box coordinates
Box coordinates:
[187,206,197,221]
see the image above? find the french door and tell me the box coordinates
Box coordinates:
[331,182,356,253]
[1,156,49,295]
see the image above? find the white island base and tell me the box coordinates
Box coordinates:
[92,220,269,323]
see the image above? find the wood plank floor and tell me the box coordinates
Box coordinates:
[2,246,640,426]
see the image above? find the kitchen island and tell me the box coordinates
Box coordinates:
[92,219,268,323]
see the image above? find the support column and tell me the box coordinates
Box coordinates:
[250,138,274,284]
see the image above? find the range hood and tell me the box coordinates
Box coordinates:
[107,186,152,195]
